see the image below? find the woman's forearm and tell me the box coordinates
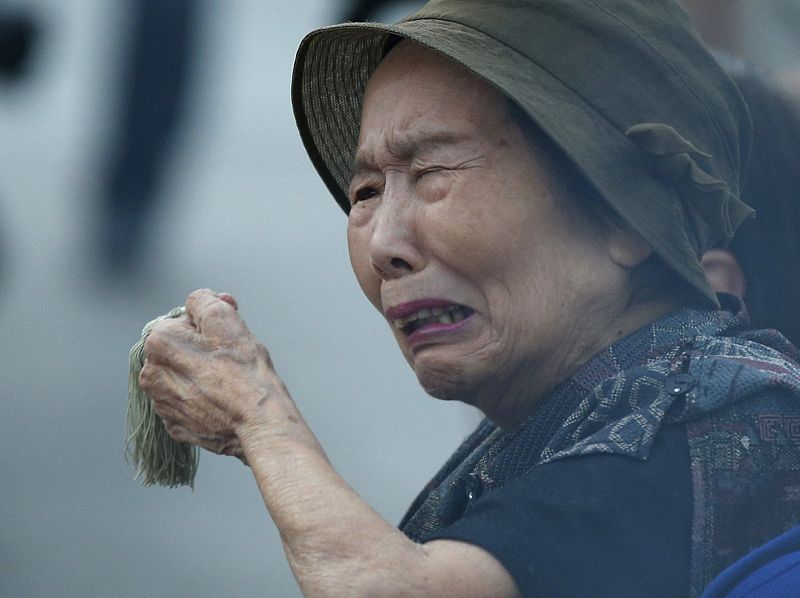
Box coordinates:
[237,396,427,597]
[139,290,517,597]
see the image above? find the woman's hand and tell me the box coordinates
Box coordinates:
[140,291,519,598]
[139,288,288,460]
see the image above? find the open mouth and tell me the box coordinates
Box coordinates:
[393,304,474,336]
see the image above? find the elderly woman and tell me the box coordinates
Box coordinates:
[140,1,800,596]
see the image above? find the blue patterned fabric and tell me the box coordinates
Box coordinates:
[399,295,800,596]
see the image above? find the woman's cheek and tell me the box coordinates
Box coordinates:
[347,226,380,306]
[427,184,500,267]
[416,172,454,203]
[347,200,374,228]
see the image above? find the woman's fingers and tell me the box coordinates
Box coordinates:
[185,288,247,341]
[144,291,249,373]
[140,359,192,412]
[142,363,241,451]
[137,288,281,460]
[143,317,200,371]
[217,292,238,311]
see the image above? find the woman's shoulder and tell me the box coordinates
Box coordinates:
[537,304,800,465]
[673,322,800,422]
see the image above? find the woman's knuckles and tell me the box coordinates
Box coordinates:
[186,289,246,337]
[138,364,167,395]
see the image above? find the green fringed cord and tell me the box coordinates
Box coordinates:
[126,306,199,488]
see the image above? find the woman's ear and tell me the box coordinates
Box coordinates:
[607,228,652,269]
[701,248,746,299]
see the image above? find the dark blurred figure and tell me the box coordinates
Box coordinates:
[1,7,39,293]
[0,9,37,80]
[661,2,800,347]
[342,0,421,22]
[701,69,800,348]
[97,0,198,275]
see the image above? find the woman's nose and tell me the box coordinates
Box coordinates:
[368,189,425,280]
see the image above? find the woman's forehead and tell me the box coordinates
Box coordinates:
[359,44,511,143]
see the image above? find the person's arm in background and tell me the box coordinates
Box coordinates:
[140,289,521,598]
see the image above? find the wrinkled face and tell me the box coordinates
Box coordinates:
[346,42,623,425]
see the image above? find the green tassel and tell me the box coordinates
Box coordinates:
[126,306,199,488]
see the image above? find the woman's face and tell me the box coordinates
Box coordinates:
[347,42,627,425]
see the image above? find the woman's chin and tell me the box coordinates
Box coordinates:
[413,355,473,403]
[404,334,501,406]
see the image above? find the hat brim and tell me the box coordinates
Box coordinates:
[291,18,718,306]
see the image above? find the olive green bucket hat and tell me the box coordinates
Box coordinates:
[291,0,753,306]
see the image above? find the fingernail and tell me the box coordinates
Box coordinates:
[217,292,239,311]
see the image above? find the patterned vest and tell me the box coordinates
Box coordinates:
[399,296,800,596]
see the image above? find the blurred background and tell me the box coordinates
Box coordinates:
[0,1,798,596]
[0,1,474,596]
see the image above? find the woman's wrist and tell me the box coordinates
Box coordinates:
[236,392,322,461]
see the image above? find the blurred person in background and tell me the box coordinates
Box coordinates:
[1,5,39,294]
[739,0,800,90]
[676,3,800,595]
[680,0,800,102]
[343,0,420,22]
[679,0,800,346]
[95,0,198,276]
[701,68,800,349]
[138,1,800,596]
[0,7,37,81]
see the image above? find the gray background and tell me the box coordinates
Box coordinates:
[0,1,477,596]
[1,1,798,597]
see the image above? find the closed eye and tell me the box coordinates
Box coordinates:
[414,166,446,180]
